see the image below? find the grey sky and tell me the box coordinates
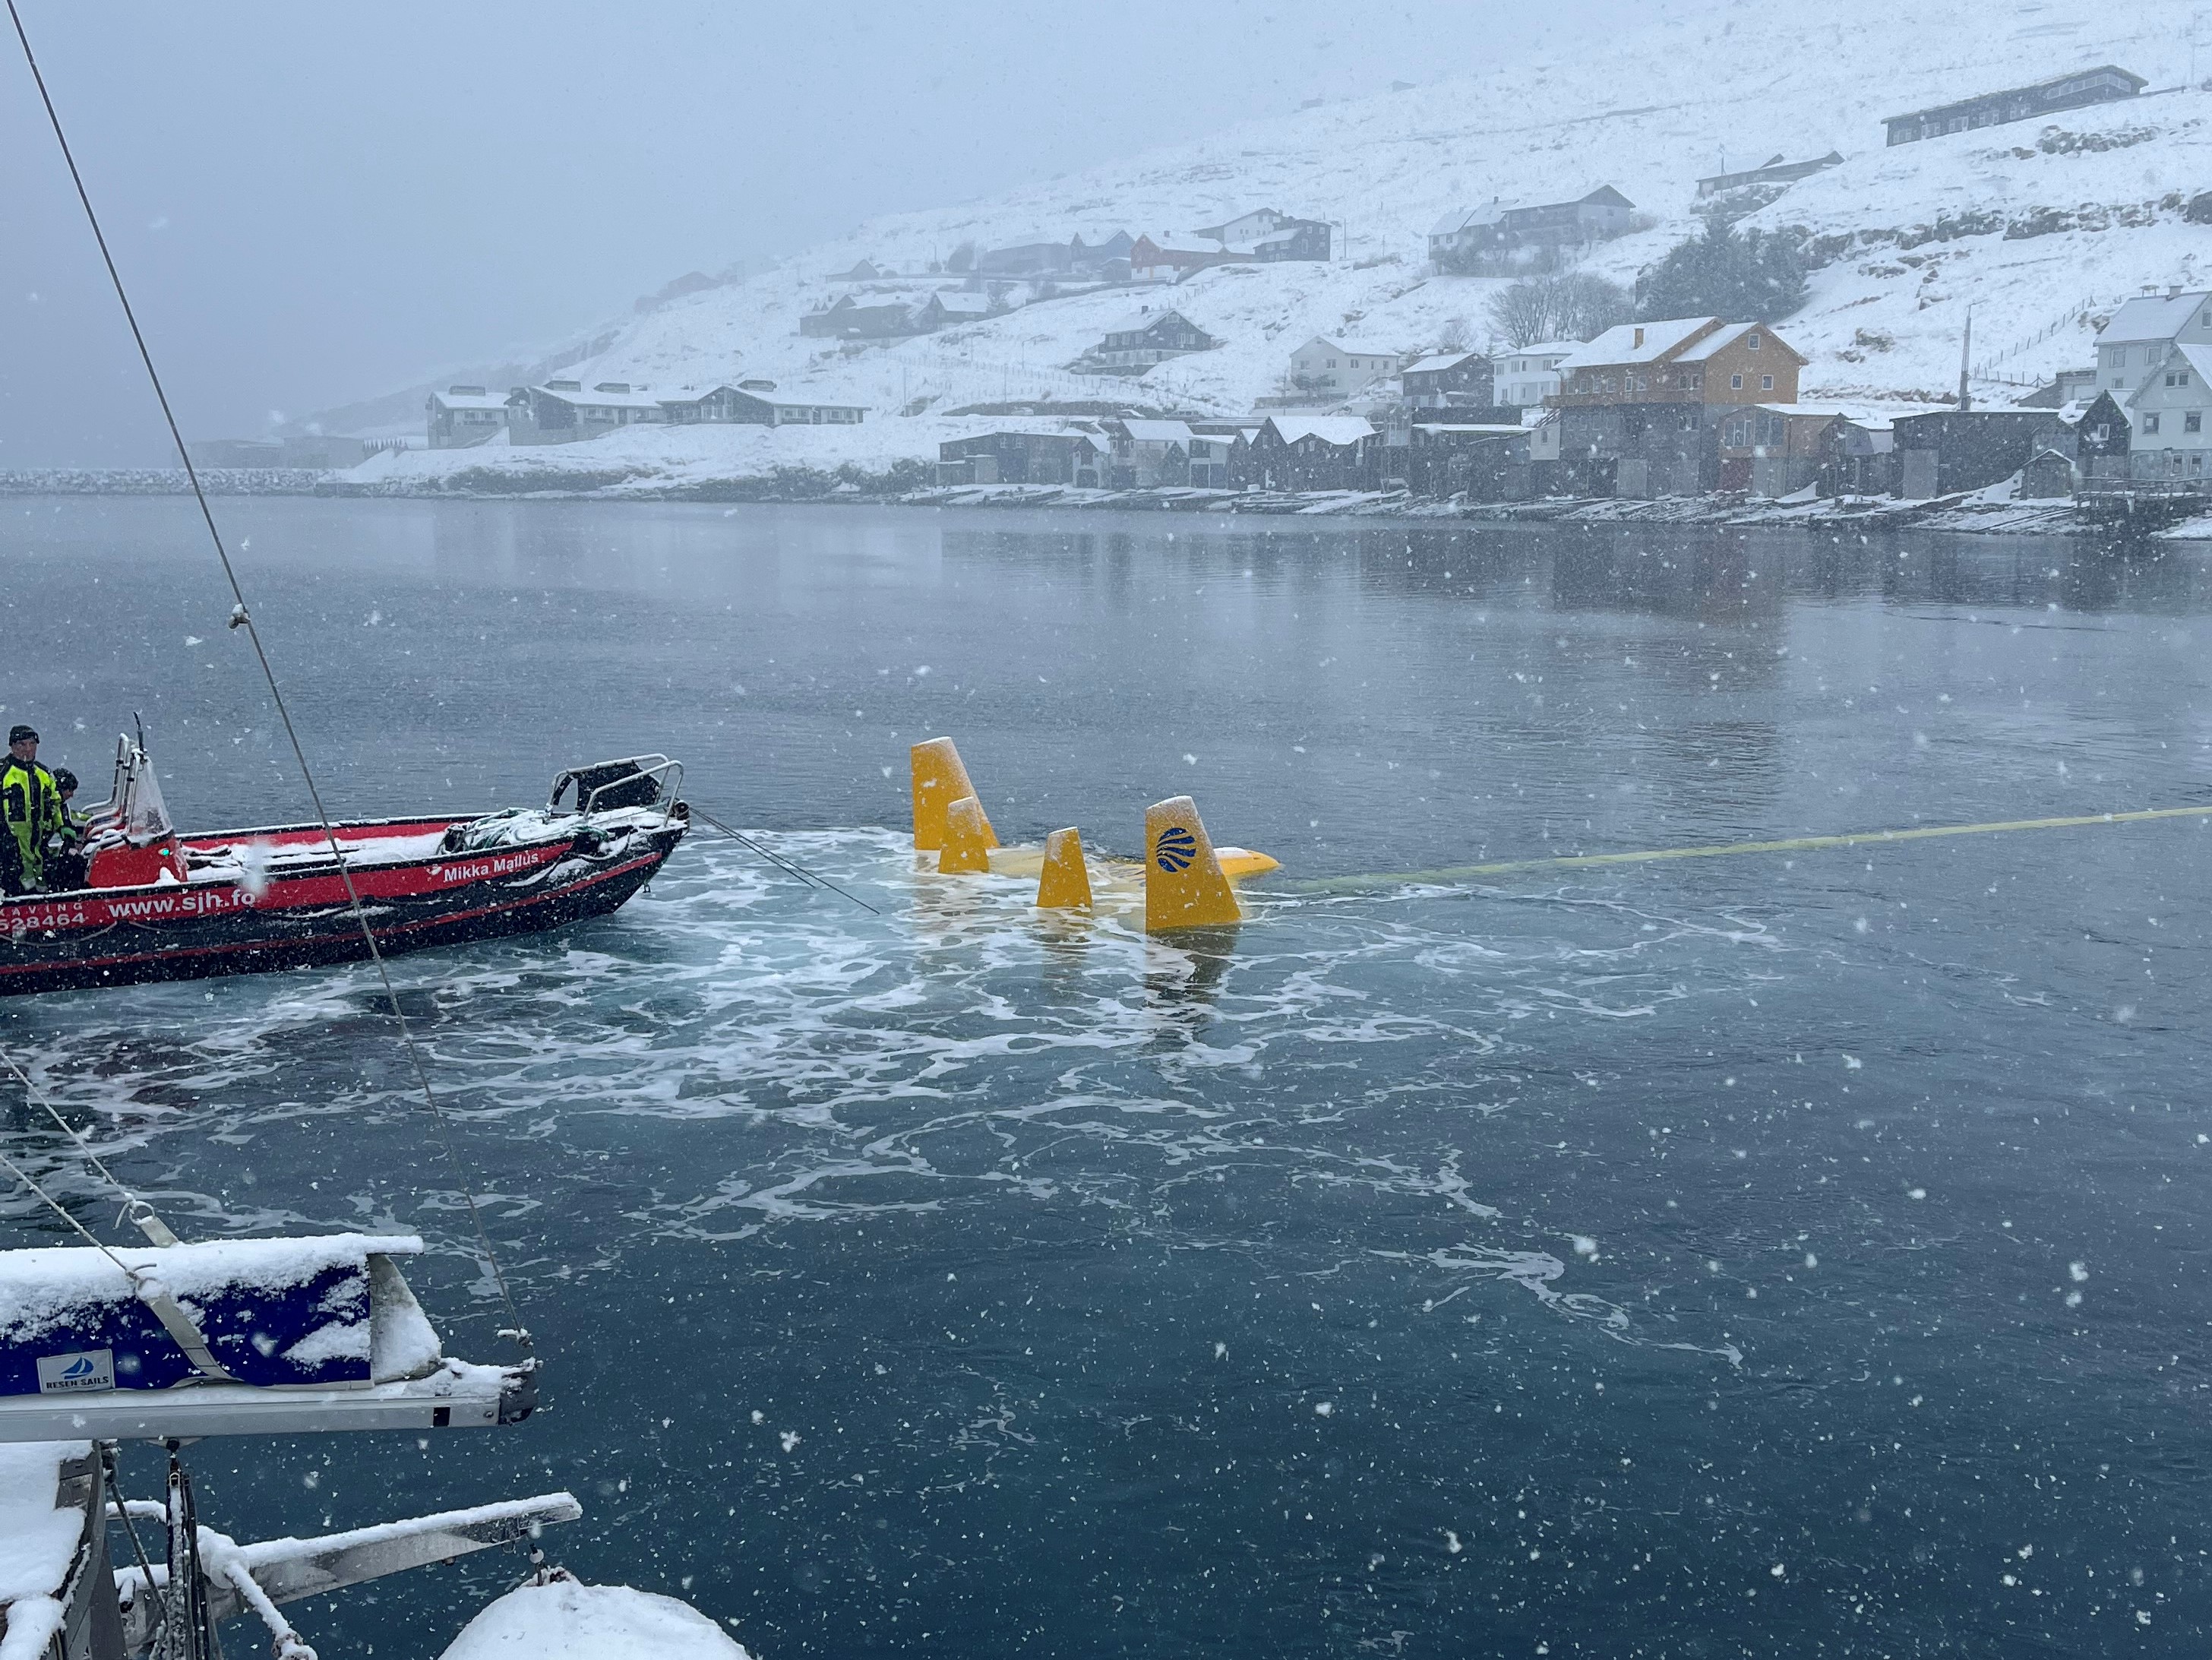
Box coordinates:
[2,1,1556,467]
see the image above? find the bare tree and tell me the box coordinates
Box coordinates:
[1487,273,1632,346]
[1555,273,1632,340]
[1485,280,1557,348]
[1438,314,1472,353]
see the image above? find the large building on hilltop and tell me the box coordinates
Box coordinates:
[1882,65,2145,147]
[1427,188,1635,270]
[1077,309,1221,376]
[1188,208,1332,263]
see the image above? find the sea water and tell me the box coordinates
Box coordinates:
[2,497,2208,1656]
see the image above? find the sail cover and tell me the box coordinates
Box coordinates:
[0,1234,430,1396]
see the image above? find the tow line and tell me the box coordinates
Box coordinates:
[1288,804,2212,896]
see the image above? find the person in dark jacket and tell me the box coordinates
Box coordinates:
[43,767,89,893]
[0,726,67,896]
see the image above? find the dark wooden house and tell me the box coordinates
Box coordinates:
[1398,423,1528,498]
[1695,151,1844,198]
[1892,410,2052,497]
[798,295,916,339]
[1082,309,1221,375]
[1815,416,1898,497]
[1400,351,1495,410]
[1428,187,1635,265]
[1884,65,2144,146]
[1191,209,1332,262]
[937,431,1104,487]
[2075,390,2131,480]
[1249,416,1376,491]
[2020,448,2077,498]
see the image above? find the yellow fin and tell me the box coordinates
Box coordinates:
[938,796,994,874]
[1144,796,1242,931]
[911,738,997,851]
[1036,827,1094,909]
[1215,846,1281,879]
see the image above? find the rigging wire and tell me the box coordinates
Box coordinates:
[0,1135,154,1288]
[688,808,880,914]
[0,1042,179,1243]
[5,0,527,1351]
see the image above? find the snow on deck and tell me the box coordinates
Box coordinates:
[0,1441,88,1660]
[0,1235,421,1345]
[441,1579,751,1660]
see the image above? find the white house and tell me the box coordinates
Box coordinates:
[2096,290,2212,397]
[1288,337,1400,399]
[1495,343,1578,408]
[2122,342,2212,479]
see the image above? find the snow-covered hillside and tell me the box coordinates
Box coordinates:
[347,0,2211,485]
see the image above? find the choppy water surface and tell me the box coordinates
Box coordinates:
[5,497,2212,1658]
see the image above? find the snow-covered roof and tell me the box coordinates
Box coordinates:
[1411,422,1524,434]
[1676,322,1805,364]
[1265,416,1375,447]
[666,383,864,412]
[1555,318,1719,368]
[1753,403,1900,424]
[1885,65,2149,125]
[2101,292,2212,345]
[1104,309,1199,334]
[1402,351,1486,375]
[1300,336,1398,360]
[532,384,666,411]
[750,391,868,411]
[2123,342,2212,406]
[430,389,507,412]
[928,292,993,313]
[1673,322,1760,362]
[1429,201,1510,236]
[1501,342,1580,360]
[1121,419,1196,444]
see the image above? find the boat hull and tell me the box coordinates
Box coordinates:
[0,811,687,997]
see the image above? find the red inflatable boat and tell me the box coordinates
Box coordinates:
[0,738,688,996]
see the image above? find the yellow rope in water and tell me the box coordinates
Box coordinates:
[1290,804,2212,896]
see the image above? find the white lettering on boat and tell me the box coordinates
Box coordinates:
[102,887,256,920]
[432,852,540,884]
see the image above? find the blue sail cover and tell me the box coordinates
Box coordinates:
[0,1235,425,1396]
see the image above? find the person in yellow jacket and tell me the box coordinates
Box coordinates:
[0,725,68,896]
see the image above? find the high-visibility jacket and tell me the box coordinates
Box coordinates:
[0,758,65,894]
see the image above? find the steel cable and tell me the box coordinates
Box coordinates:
[6,0,527,1350]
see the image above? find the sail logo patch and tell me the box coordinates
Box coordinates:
[37,1349,115,1394]
[1154,826,1198,873]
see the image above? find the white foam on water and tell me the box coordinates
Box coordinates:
[0,830,1790,1367]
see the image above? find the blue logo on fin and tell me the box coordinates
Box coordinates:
[1155,826,1198,874]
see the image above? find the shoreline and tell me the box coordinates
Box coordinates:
[5,466,2202,541]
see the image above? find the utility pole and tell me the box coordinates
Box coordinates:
[1957,305,1973,412]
